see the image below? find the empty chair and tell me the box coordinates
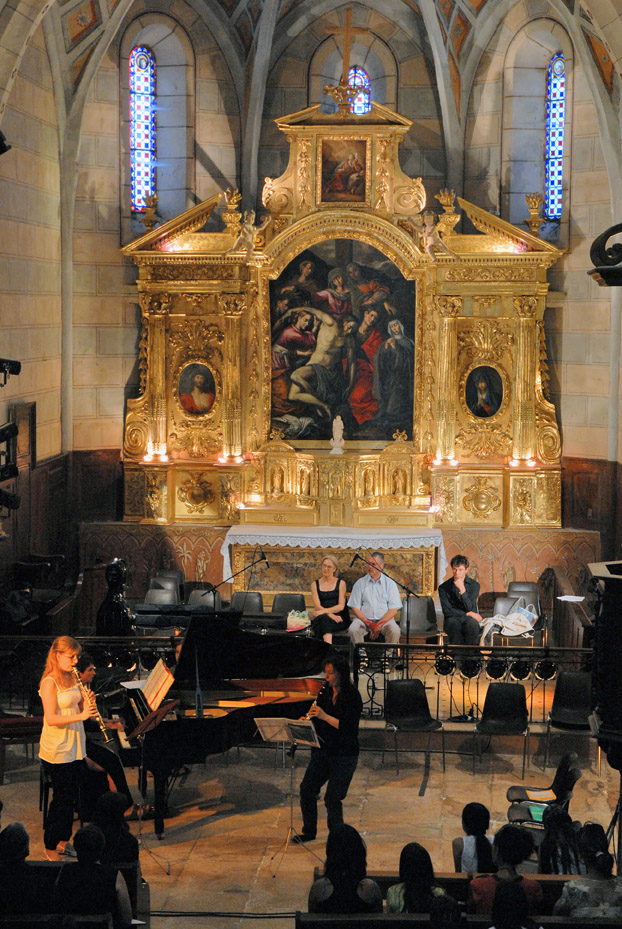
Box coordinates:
[148,576,180,603]
[544,671,593,768]
[154,569,185,599]
[399,596,440,642]
[382,678,445,773]
[187,588,223,610]
[230,591,264,614]
[272,592,306,615]
[507,751,579,807]
[143,587,178,606]
[507,765,581,828]
[474,682,530,778]
[507,581,540,616]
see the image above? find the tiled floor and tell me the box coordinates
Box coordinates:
[1,715,617,929]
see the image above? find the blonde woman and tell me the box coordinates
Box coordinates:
[39,636,97,860]
[310,555,350,644]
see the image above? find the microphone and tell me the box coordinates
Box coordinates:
[260,547,270,570]
[349,551,359,568]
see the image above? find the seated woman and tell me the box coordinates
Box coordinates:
[307,823,382,913]
[452,802,495,873]
[553,822,622,918]
[93,791,139,864]
[310,555,350,645]
[490,882,543,929]
[469,825,542,915]
[387,841,454,913]
[538,804,585,875]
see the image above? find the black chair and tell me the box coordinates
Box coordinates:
[155,568,184,596]
[272,593,306,615]
[473,682,529,777]
[507,751,578,806]
[148,576,180,603]
[143,588,178,606]
[544,671,593,768]
[399,596,442,643]
[382,678,445,773]
[507,764,581,827]
[187,589,223,610]
[230,591,264,614]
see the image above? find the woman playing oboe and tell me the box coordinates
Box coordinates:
[39,636,97,860]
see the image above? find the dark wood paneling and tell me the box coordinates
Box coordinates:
[71,450,123,523]
[561,457,617,558]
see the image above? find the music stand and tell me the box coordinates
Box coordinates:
[254,717,324,875]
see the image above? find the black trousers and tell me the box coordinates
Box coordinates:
[444,614,481,645]
[42,758,86,850]
[300,749,358,837]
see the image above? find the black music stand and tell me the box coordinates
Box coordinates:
[255,717,323,876]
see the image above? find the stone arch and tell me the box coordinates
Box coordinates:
[309,33,398,112]
[120,14,195,241]
[501,20,573,244]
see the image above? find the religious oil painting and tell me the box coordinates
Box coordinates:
[270,240,416,442]
[465,365,503,418]
[320,139,368,203]
[178,363,215,415]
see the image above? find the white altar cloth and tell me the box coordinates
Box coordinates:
[221,525,446,582]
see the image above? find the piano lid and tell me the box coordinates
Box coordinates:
[173,613,330,690]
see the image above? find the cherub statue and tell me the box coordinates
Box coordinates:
[225,209,271,261]
[329,415,345,455]
[414,210,459,261]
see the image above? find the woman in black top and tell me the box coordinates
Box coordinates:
[307,823,382,913]
[296,653,362,842]
[310,555,350,644]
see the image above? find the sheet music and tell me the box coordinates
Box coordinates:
[121,658,174,710]
[255,717,320,748]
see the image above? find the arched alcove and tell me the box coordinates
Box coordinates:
[501,20,573,244]
[309,34,398,112]
[120,15,195,241]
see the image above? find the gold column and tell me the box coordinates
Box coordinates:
[436,296,462,459]
[219,293,245,457]
[144,292,170,459]
[513,297,538,460]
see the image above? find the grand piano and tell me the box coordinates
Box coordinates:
[119,613,328,836]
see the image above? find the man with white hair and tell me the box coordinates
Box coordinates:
[347,551,402,645]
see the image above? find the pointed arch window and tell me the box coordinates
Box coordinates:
[129,45,156,212]
[349,66,371,115]
[545,51,565,220]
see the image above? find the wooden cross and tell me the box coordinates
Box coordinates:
[325,9,370,86]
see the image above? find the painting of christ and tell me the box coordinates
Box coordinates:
[270,240,416,443]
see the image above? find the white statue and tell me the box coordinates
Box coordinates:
[416,210,459,261]
[225,209,270,261]
[329,415,345,455]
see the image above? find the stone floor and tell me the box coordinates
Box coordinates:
[0,719,618,929]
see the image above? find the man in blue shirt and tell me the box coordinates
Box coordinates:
[347,551,402,645]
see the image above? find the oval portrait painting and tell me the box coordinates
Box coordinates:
[179,363,215,415]
[465,365,503,418]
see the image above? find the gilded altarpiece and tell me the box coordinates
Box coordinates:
[122,99,563,531]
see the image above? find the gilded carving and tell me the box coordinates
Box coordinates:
[394,182,426,215]
[455,423,512,459]
[445,266,537,282]
[432,475,456,524]
[149,264,236,282]
[139,292,171,316]
[298,139,312,209]
[138,321,148,394]
[146,472,167,521]
[169,423,221,457]
[434,295,462,317]
[219,474,241,522]
[537,320,551,400]
[536,423,561,463]
[462,477,502,520]
[375,138,391,211]
[458,320,513,363]
[513,296,538,318]
[535,471,561,525]
[177,473,215,514]
[512,477,533,524]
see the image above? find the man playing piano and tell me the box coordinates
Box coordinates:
[295,653,362,843]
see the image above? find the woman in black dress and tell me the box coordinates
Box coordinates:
[310,555,349,644]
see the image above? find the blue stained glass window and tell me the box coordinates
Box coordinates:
[130,46,156,212]
[349,66,371,115]
[545,52,565,220]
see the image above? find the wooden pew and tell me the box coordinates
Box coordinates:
[296,914,622,929]
[0,916,113,928]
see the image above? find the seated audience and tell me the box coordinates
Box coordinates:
[347,551,401,646]
[0,822,47,915]
[430,893,463,929]
[490,882,543,929]
[53,823,133,929]
[553,822,622,918]
[387,841,455,914]
[307,823,382,913]
[470,825,543,914]
[310,555,350,645]
[93,791,139,864]
[538,804,585,875]
[438,554,482,645]
[452,802,495,873]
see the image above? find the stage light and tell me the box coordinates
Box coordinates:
[534,658,557,681]
[0,463,18,482]
[458,656,483,680]
[485,657,508,680]
[509,659,532,681]
[0,488,20,509]
[0,422,18,443]
[434,651,456,676]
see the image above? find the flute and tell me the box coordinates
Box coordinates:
[72,668,113,743]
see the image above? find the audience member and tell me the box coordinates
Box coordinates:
[310,555,350,644]
[53,823,133,929]
[553,822,622,918]
[347,551,401,645]
[0,822,47,915]
[538,804,585,875]
[438,554,482,645]
[470,825,542,914]
[93,791,139,864]
[452,802,495,873]
[387,841,455,914]
[490,882,543,929]
[307,823,382,913]
[430,893,463,929]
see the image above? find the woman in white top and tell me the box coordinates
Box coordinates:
[39,636,97,860]
[452,802,494,873]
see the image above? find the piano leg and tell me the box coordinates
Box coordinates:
[152,769,167,837]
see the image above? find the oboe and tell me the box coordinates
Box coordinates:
[72,668,113,743]
[305,680,330,719]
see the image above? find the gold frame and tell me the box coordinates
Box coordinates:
[317,136,372,207]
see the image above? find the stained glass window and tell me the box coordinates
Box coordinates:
[349,66,371,115]
[130,46,156,212]
[545,51,565,220]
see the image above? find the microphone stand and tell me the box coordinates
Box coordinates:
[196,547,268,604]
[350,552,420,644]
